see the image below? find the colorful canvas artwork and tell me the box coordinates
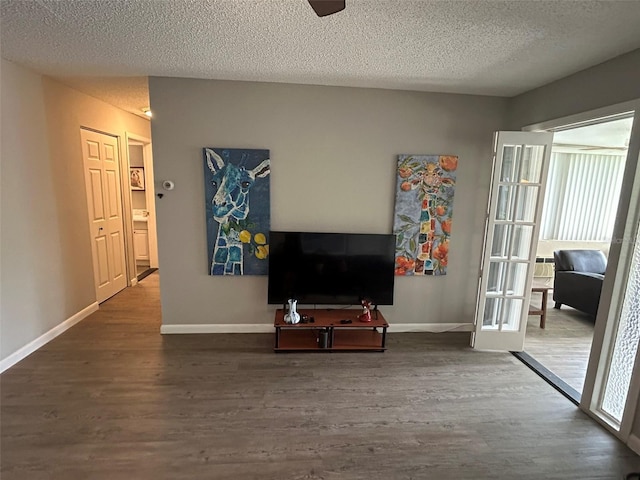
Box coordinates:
[203,148,271,275]
[393,154,458,276]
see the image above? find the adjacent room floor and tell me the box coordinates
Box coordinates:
[525,302,595,395]
[1,272,638,479]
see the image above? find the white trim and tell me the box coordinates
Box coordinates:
[627,433,640,456]
[522,100,638,132]
[0,302,99,373]
[123,132,136,286]
[161,324,275,334]
[125,132,151,144]
[130,277,138,286]
[390,323,474,333]
[160,322,474,334]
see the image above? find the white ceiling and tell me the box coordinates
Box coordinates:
[2,0,640,118]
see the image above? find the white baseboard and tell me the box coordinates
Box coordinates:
[160,322,474,334]
[161,324,275,334]
[391,323,474,333]
[0,302,99,373]
[627,433,640,455]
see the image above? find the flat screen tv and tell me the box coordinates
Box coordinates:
[268,231,396,306]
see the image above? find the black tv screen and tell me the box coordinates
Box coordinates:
[268,231,396,306]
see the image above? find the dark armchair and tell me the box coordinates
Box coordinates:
[553,249,607,318]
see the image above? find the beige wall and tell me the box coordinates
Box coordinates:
[0,59,151,362]
[2,60,58,360]
[149,77,508,327]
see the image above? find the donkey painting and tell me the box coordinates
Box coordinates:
[204,148,271,275]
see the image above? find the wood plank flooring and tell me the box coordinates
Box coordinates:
[525,297,595,393]
[2,272,639,479]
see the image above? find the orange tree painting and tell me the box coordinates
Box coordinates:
[393,154,458,276]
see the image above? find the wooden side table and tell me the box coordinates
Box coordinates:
[529,286,551,328]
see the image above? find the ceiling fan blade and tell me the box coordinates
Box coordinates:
[308,0,345,17]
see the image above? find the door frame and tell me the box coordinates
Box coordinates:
[124,132,158,284]
[523,99,640,446]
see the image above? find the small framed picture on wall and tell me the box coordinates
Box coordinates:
[130,167,145,190]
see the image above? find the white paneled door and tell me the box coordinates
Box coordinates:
[81,129,127,303]
[473,131,553,351]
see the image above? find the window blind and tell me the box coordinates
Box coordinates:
[540,152,626,241]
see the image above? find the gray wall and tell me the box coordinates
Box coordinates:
[508,49,640,128]
[149,77,509,327]
[0,59,151,362]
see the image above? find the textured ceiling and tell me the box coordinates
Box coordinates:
[54,76,151,118]
[2,0,640,117]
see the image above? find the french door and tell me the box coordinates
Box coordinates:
[473,131,553,351]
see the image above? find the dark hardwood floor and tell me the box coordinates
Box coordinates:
[2,272,639,479]
[525,295,595,393]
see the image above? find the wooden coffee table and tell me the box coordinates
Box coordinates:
[529,285,552,328]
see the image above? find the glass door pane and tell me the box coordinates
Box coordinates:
[505,262,529,297]
[502,298,524,331]
[520,145,545,183]
[483,297,502,328]
[487,261,507,293]
[500,145,520,182]
[491,224,510,258]
[515,186,539,222]
[496,186,516,221]
[511,225,534,259]
[600,224,640,422]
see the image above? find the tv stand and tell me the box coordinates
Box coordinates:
[274,308,388,352]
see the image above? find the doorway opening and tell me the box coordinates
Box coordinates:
[520,115,634,404]
[125,134,159,283]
